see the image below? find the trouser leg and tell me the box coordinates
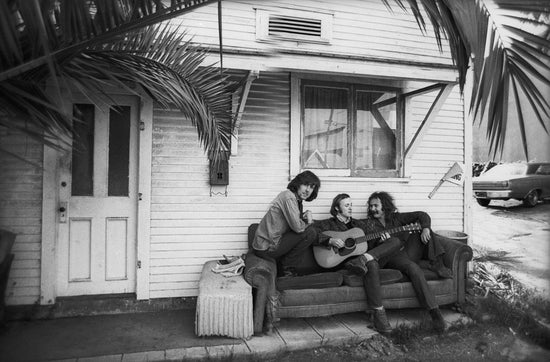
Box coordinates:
[367,236,402,261]
[385,250,438,310]
[363,260,383,309]
[255,227,317,270]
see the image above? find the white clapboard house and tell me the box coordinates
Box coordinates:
[0,0,472,308]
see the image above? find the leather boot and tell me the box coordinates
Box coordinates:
[372,308,392,334]
[429,307,447,333]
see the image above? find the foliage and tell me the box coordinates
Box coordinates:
[384,0,550,160]
[467,255,550,348]
[1,0,549,161]
[0,0,232,159]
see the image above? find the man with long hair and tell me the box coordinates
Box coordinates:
[313,193,402,333]
[252,171,321,277]
[363,191,450,333]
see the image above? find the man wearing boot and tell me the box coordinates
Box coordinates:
[312,193,402,334]
[363,191,450,333]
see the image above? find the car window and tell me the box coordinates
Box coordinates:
[482,163,527,177]
[535,165,550,175]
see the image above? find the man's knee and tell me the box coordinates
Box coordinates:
[386,236,402,249]
[303,226,318,242]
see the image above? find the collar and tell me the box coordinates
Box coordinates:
[336,214,351,224]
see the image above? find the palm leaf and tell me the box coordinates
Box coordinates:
[387,0,550,160]
[1,0,233,159]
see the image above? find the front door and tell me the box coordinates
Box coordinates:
[57,95,138,296]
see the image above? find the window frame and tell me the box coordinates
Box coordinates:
[292,74,405,178]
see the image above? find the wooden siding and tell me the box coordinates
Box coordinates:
[149,70,465,299]
[299,86,465,230]
[0,129,42,305]
[171,0,453,66]
[149,72,291,298]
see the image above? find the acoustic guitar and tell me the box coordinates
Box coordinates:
[313,223,422,268]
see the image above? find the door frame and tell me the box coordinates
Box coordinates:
[40,87,153,304]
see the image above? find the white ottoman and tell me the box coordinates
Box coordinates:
[195,260,253,339]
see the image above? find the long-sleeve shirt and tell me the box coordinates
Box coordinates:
[362,211,431,242]
[312,217,369,246]
[252,190,308,251]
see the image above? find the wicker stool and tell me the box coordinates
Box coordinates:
[195,260,253,339]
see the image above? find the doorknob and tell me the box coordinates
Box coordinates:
[59,202,68,223]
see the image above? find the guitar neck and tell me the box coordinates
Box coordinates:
[365,224,418,241]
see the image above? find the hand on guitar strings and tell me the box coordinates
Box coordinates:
[378,231,391,242]
[328,237,345,249]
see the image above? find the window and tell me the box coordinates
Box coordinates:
[300,80,403,177]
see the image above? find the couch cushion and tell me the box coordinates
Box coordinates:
[277,272,343,290]
[342,268,403,287]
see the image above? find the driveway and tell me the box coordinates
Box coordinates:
[470,198,550,297]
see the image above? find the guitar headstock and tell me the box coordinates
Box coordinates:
[404,222,422,233]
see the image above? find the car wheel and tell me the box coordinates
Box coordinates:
[476,199,490,207]
[523,190,539,207]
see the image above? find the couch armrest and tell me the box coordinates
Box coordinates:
[433,232,473,304]
[243,250,277,334]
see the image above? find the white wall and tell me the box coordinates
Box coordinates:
[0,129,42,305]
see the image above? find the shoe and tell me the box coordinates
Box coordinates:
[372,308,392,334]
[429,308,447,333]
[429,257,453,279]
[280,266,298,278]
[345,256,368,276]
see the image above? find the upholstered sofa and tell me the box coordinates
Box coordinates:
[243,224,473,335]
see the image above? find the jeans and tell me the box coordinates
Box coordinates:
[254,226,318,271]
[384,249,438,310]
[362,236,401,309]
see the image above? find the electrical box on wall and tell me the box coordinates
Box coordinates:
[209,153,229,185]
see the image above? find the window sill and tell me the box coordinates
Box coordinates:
[320,176,411,183]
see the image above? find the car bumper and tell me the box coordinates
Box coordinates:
[474,190,513,199]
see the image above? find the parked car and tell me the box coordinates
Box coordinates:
[472,162,550,207]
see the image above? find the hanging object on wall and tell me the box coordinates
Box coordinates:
[428,162,465,199]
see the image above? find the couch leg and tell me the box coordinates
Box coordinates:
[253,285,267,335]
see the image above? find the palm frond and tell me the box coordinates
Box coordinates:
[1,0,233,159]
[389,0,550,160]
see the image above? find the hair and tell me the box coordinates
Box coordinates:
[287,171,321,201]
[330,193,350,217]
[367,191,397,218]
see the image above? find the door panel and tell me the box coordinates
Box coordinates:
[57,95,138,297]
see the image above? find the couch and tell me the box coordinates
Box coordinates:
[243,224,473,335]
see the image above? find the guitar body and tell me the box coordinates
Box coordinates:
[313,228,368,269]
[313,223,422,269]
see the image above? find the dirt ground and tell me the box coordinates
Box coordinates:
[258,199,550,362]
[265,323,550,362]
[470,198,550,297]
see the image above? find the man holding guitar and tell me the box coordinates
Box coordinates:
[364,191,450,333]
[312,193,402,334]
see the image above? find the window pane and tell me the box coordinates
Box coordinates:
[72,104,94,196]
[356,90,397,170]
[302,86,348,169]
[108,106,130,196]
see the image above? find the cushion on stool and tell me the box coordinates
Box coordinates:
[342,268,403,287]
[277,272,343,290]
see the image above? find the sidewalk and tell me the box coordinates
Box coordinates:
[0,307,469,361]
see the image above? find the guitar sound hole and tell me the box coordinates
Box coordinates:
[344,238,355,249]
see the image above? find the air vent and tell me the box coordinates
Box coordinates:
[256,9,332,44]
[268,16,322,38]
